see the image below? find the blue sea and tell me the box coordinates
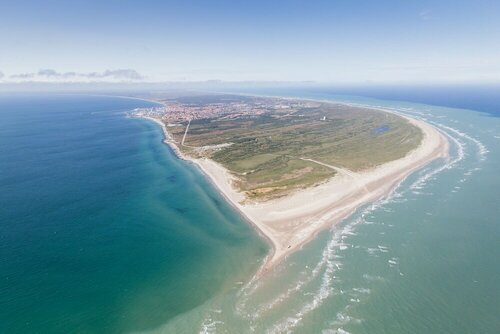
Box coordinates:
[1,89,499,333]
[0,94,266,333]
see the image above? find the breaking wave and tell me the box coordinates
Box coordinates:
[197,103,488,334]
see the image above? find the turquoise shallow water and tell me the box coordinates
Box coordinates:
[0,94,266,333]
[1,91,499,334]
[155,90,500,334]
[156,90,499,334]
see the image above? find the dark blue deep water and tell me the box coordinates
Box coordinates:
[223,84,500,117]
[1,89,499,334]
[0,94,266,333]
[308,85,500,117]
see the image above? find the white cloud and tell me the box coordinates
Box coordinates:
[7,69,145,82]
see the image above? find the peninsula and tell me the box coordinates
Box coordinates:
[133,94,448,270]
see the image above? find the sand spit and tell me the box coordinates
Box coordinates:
[142,108,449,273]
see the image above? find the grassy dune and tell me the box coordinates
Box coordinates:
[164,96,422,199]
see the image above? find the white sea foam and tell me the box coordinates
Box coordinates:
[366,247,380,256]
[230,104,486,333]
[363,274,385,282]
[321,307,363,333]
[388,258,399,266]
[435,122,488,159]
[352,287,371,294]
[265,186,408,333]
[409,119,489,196]
[409,127,464,191]
[263,136,451,332]
[377,245,389,251]
[245,230,348,321]
[199,318,224,334]
[266,222,354,334]
[322,328,351,334]
[234,252,278,314]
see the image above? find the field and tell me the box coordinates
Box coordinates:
[159,95,422,200]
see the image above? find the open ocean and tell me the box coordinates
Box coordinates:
[1,89,499,333]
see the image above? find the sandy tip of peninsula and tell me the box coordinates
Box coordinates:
[140,109,449,273]
[189,113,449,274]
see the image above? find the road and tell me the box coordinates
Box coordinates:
[300,157,370,194]
[181,119,191,146]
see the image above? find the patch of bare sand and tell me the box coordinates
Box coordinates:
[143,111,449,273]
[192,115,448,272]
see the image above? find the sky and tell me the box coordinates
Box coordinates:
[1,0,500,84]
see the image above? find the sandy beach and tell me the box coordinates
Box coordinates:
[140,116,187,159]
[145,107,449,272]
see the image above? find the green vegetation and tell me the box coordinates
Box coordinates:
[165,96,422,199]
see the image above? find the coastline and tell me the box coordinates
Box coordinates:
[139,115,188,160]
[138,100,449,273]
[137,113,279,266]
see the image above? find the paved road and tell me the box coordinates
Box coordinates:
[181,119,191,145]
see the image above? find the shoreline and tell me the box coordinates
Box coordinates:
[138,115,188,160]
[137,99,449,273]
[136,114,278,257]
